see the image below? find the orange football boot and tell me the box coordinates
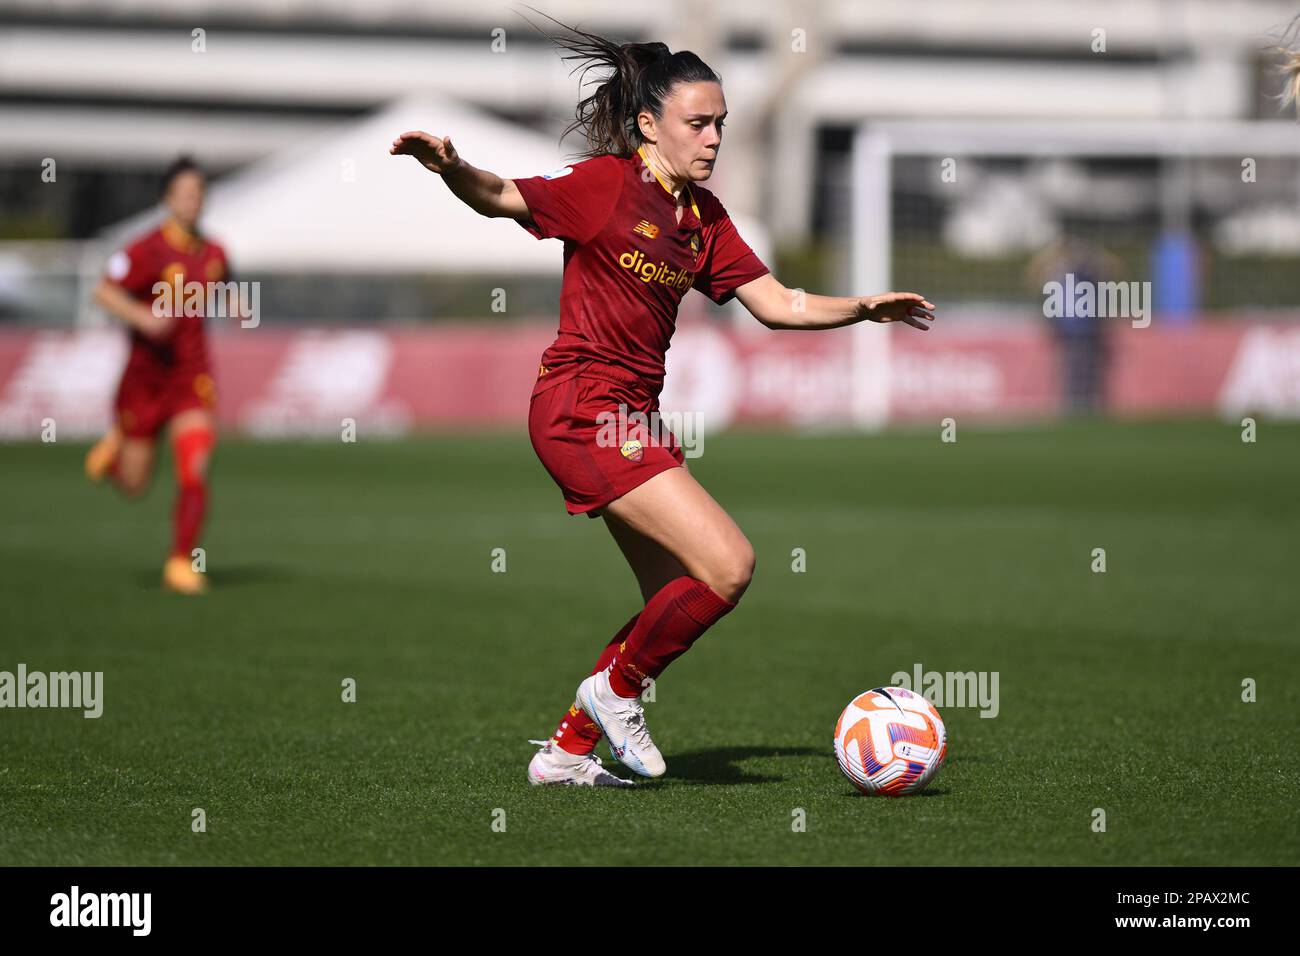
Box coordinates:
[163,555,208,595]
[84,426,123,482]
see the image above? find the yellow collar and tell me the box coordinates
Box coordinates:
[636,146,700,221]
[161,219,201,254]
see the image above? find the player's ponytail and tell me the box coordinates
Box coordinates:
[1282,49,1300,113]
[1275,14,1300,114]
[521,8,720,158]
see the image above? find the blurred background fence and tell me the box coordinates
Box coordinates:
[1,0,1298,435]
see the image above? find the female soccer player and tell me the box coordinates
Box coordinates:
[85,156,227,595]
[392,27,935,786]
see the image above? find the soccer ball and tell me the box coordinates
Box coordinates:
[834,686,947,796]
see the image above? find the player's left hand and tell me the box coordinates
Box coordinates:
[859,292,936,331]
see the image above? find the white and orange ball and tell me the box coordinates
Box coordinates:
[834,687,947,796]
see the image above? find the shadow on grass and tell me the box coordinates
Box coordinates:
[645,745,822,787]
[656,747,952,797]
[133,563,292,589]
[206,563,294,587]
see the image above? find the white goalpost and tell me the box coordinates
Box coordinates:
[848,118,1300,429]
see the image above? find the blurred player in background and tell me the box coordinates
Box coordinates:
[393,17,935,786]
[84,156,227,595]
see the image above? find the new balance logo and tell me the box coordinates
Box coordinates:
[633,220,660,239]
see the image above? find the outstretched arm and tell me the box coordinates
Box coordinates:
[390,130,532,222]
[734,273,935,331]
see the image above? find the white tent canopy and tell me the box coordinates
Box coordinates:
[103,94,587,273]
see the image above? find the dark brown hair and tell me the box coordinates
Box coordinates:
[521,8,721,158]
[160,155,204,197]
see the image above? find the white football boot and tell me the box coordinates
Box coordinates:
[575,669,666,778]
[526,739,634,787]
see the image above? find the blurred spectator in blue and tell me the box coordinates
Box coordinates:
[1027,237,1124,416]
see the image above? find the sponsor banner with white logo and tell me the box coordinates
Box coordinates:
[0,319,1295,438]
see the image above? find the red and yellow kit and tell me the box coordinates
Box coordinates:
[514,147,769,516]
[104,220,229,438]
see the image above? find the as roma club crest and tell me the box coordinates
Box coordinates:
[689,232,701,259]
[619,439,644,462]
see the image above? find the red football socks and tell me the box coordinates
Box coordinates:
[607,576,736,697]
[551,611,639,756]
[170,426,214,559]
[550,578,737,757]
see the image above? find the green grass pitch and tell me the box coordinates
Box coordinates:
[1,421,1297,866]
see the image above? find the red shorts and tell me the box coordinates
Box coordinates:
[115,364,216,439]
[529,359,685,518]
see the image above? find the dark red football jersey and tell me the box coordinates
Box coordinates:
[513,147,769,396]
[104,219,229,375]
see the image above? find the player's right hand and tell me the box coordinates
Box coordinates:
[390,131,462,174]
